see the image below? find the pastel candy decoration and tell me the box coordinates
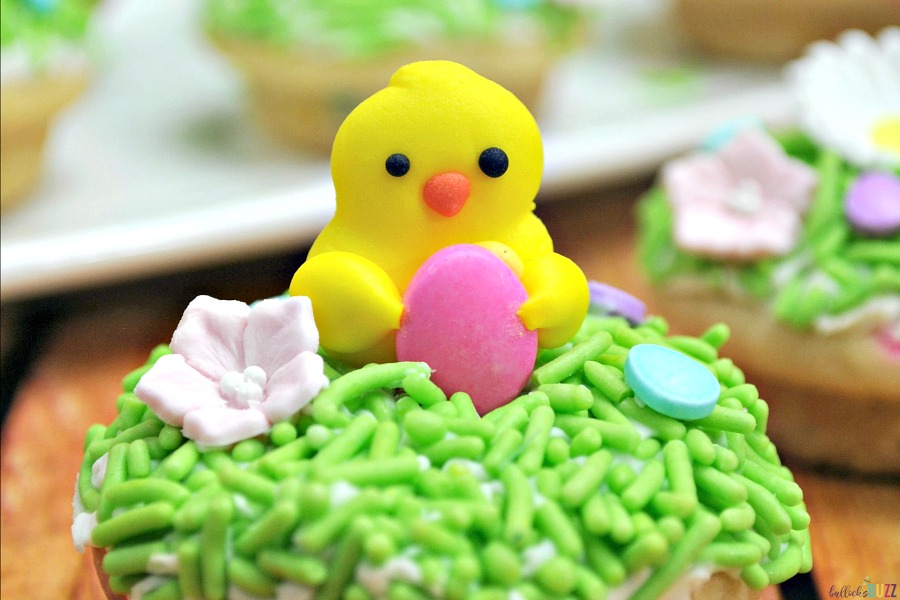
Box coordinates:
[588,281,646,324]
[624,344,719,420]
[396,244,538,414]
[701,117,764,152]
[290,61,588,367]
[24,0,56,13]
[844,171,900,237]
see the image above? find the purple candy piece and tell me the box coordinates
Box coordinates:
[588,281,646,325]
[845,171,900,237]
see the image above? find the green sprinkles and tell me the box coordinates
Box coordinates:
[74,313,811,599]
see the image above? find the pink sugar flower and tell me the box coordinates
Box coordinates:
[663,128,818,260]
[135,295,329,447]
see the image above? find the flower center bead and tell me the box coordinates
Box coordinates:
[871,116,900,154]
[726,179,763,214]
[220,366,267,409]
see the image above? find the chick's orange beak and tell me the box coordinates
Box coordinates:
[423,172,471,217]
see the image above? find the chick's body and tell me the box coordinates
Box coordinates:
[291,61,588,365]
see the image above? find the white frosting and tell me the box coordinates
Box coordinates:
[71,475,97,552]
[527,477,547,508]
[233,494,255,517]
[91,452,109,488]
[632,420,655,440]
[550,426,569,439]
[814,295,900,336]
[658,565,723,600]
[521,539,557,576]
[228,585,269,600]
[420,508,442,522]
[147,553,179,575]
[771,253,813,289]
[480,479,505,502]
[0,42,88,85]
[665,269,899,338]
[275,583,315,600]
[129,576,172,600]
[611,451,649,474]
[330,481,359,507]
[803,270,841,297]
[417,455,432,471]
[72,475,85,516]
[125,560,750,600]
[356,557,423,598]
[569,454,588,466]
[71,510,97,553]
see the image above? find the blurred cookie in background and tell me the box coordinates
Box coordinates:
[203,0,602,154]
[1,0,97,210]
[636,29,900,473]
[674,0,900,63]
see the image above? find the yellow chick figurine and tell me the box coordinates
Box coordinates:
[290,61,588,366]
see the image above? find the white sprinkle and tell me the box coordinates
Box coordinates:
[128,576,172,600]
[228,585,269,600]
[480,480,504,502]
[275,582,316,600]
[814,295,900,335]
[356,557,423,598]
[233,494,255,517]
[91,452,109,488]
[147,553,179,575]
[522,539,557,576]
[330,481,359,507]
[550,427,570,440]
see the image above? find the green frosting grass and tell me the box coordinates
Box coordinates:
[0,0,92,58]
[638,131,900,330]
[76,313,812,600]
[202,0,583,58]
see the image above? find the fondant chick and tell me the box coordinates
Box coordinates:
[291,61,588,366]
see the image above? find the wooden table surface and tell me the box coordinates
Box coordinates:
[2,186,897,599]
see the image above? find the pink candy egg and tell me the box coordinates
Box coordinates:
[396,244,538,415]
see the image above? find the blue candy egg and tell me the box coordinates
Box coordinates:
[624,344,719,420]
[24,0,57,14]
[701,117,763,152]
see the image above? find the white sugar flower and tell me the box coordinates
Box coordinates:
[788,27,900,169]
[135,295,329,447]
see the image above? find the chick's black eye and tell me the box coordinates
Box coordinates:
[385,153,410,177]
[479,147,508,178]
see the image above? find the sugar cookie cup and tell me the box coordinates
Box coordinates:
[0,0,94,209]
[0,72,85,208]
[674,0,900,62]
[209,36,558,155]
[203,0,592,154]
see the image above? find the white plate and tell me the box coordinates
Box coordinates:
[0,0,795,301]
